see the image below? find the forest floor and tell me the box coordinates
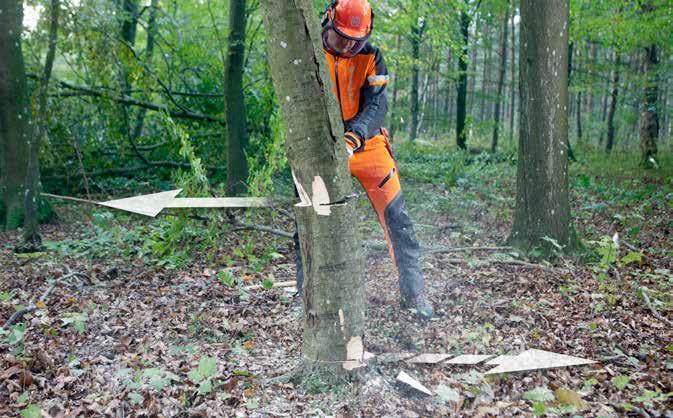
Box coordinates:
[1,143,672,417]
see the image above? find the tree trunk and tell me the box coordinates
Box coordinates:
[509,2,516,145]
[574,46,583,143]
[479,25,490,122]
[23,0,60,245]
[491,2,509,153]
[639,44,659,168]
[508,0,573,255]
[456,0,470,150]
[0,0,30,229]
[260,0,365,379]
[131,0,159,141]
[389,35,401,141]
[224,0,249,194]
[409,1,422,141]
[605,51,621,153]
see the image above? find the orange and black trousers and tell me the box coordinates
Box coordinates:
[293,132,425,302]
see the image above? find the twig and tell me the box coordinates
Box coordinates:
[244,280,296,291]
[640,287,672,326]
[438,257,559,271]
[1,270,88,331]
[422,245,512,255]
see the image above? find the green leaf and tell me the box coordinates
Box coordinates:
[127,392,143,405]
[17,391,29,404]
[21,405,41,418]
[555,388,589,411]
[620,251,643,266]
[232,369,250,377]
[522,387,555,402]
[7,323,26,345]
[262,276,274,290]
[198,356,217,379]
[532,401,546,416]
[246,398,259,409]
[435,384,461,404]
[198,379,212,395]
[188,369,202,383]
[612,375,629,391]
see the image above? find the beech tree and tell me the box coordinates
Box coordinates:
[0,0,30,229]
[224,0,249,194]
[508,0,573,253]
[260,0,366,378]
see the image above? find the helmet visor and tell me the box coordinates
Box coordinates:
[322,26,368,58]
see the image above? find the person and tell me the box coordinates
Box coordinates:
[293,0,434,319]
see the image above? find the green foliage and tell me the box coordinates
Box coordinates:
[60,312,89,333]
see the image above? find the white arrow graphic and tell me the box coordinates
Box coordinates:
[42,171,350,217]
[98,189,275,217]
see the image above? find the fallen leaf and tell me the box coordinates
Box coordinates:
[554,388,589,411]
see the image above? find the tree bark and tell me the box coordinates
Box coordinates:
[0,0,30,229]
[131,0,159,142]
[456,0,470,150]
[389,35,401,141]
[491,2,509,153]
[23,0,60,244]
[409,0,423,141]
[508,0,573,255]
[260,0,365,379]
[639,44,659,168]
[224,0,249,194]
[605,51,621,153]
[509,2,516,145]
[575,45,583,142]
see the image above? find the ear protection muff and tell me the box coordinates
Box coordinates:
[321,0,337,27]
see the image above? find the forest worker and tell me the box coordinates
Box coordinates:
[293,0,434,319]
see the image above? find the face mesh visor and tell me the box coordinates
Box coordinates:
[321,25,368,58]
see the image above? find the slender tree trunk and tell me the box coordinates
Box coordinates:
[587,42,597,137]
[224,0,249,194]
[409,2,422,141]
[389,35,401,141]
[456,0,470,150]
[606,51,621,153]
[261,0,365,379]
[131,0,159,141]
[479,26,490,122]
[491,2,509,153]
[575,46,583,143]
[565,42,576,161]
[509,2,517,145]
[599,50,609,146]
[508,0,573,254]
[23,0,60,245]
[639,44,659,168]
[0,0,30,229]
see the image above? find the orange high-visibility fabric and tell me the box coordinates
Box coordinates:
[325,52,382,121]
[348,133,400,262]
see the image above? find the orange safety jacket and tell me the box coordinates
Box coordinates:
[324,42,389,145]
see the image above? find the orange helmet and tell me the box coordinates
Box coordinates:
[321,0,374,57]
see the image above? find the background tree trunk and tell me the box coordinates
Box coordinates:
[456,0,470,150]
[605,51,621,153]
[23,0,60,245]
[409,1,422,142]
[509,0,573,254]
[639,44,659,168]
[131,0,159,141]
[491,2,509,153]
[389,35,401,141]
[0,0,30,229]
[224,0,249,194]
[509,2,517,146]
[261,0,365,379]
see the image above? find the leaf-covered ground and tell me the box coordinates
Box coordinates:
[1,144,672,417]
